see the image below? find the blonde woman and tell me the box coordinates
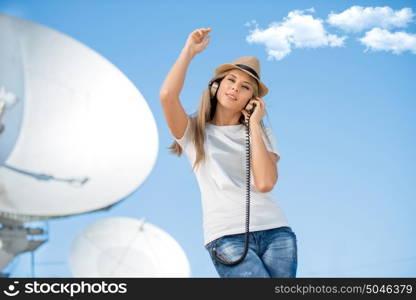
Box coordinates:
[159,28,297,278]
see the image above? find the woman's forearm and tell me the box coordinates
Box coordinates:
[250,123,277,193]
[160,47,195,99]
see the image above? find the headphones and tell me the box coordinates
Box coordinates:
[209,80,219,98]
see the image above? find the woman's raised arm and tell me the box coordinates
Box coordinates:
[159,28,211,139]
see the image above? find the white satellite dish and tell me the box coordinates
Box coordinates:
[69,217,191,277]
[0,13,158,222]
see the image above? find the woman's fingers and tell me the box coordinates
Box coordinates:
[195,31,205,41]
[252,97,264,105]
[189,28,212,51]
[250,98,265,112]
[196,28,211,36]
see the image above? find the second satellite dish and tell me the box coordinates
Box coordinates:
[69,217,191,277]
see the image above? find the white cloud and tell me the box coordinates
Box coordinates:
[246,9,346,60]
[359,28,416,55]
[327,6,415,32]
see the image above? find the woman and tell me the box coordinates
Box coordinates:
[159,27,297,278]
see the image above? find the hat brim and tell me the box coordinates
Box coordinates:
[215,64,269,97]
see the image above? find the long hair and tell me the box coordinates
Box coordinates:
[168,69,271,172]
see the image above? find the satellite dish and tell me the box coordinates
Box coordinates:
[69,217,191,277]
[0,13,158,222]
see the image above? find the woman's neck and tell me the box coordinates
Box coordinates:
[210,110,241,126]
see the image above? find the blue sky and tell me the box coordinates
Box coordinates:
[1,0,415,277]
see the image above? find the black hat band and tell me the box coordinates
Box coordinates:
[235,64,260,80]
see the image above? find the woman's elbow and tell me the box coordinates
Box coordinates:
[159,89,170,101]
[257,178,278,193]
[257,182,274,193]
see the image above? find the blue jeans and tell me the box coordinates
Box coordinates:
[205,226,297,278]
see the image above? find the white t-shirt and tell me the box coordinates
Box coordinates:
[175,115,290,247]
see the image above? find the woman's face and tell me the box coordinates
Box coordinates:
[217,69,257,111]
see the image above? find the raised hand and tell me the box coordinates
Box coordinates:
[184,28,212,56]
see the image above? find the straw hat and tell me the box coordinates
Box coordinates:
[214,56,269,97]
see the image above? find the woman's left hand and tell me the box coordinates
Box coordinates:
[241,96,265,126]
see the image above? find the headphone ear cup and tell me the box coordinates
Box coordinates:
[210,82,219,98]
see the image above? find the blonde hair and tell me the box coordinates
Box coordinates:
[168,69,271,172]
